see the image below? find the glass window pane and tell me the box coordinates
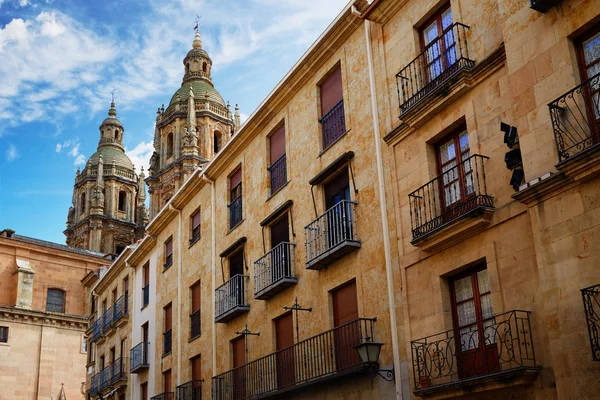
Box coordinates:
[459,325,479,350]
[583,32,600,66]
[454,276,474,302]
[440,140,456,165]
[424,21,439,45]
[477,269,490,293]
[480,293,493,319]
[457,299,477,327]
[459,131,469,152]
[441,8,453,30]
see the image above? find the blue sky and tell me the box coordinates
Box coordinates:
[0,0,349,244]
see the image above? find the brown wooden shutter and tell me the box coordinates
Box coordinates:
[332,280,358,327]
[112,288,118,304]
[166,238,173,256]
[142,323,148,343]
[275,312,294,350]
[269,126,286,164]
[141,383,148,400]
[192,210,201,230]
[320,65,343,116]
[191,282,201,313]
[143,263,149,286]
[230,168,242,190]
[164,369,172,393]
[123,277,129,294]
[165,303,172,331]
[232,336,246,368]
[192,355,202,381]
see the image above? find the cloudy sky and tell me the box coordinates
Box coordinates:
[0,0,349,244]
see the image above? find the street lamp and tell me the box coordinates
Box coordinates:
[355,341,394,382]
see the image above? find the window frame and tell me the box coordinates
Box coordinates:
[0,326,8,343]
[46,288,66,313]
[190,208,201,245]
[268,124,288,195]
[164,237,173,270]
[228,167,243,230]
[435,127,471,212]
[118,190,127,213]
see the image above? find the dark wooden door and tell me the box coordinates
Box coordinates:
[141,382,148,400]
[437,130,472,216]
[192,355,202,400]
[270,216,291,281]
[332,280,360,371]
[450,267,499,379]
[164,369,172,394]
[324,171,352,248]
[421,4,455,83]
[275,312,295,388]
[577,27,600,137]
[229,251,245,307]
[232,336,246,400]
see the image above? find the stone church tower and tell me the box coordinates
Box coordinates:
[147,31,240,217]
[64,102,149,255]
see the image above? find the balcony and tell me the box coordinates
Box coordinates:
[408,154,494,250]
[99,365,111,392]
[581,284,600,361]
[164,329,173,355]
[190,309,201,340]
[113,294,129,327]
[90,319,102,342]
[90,373,100,397]
[549,72,600,163]
[215,274,250,323]
[269,154,287,195]
[110,357,128,387]
[320,99,346,150]
[396,22,474,117]
[411,310,539,396]
[151,392,174,400]
[130,341,150,373]
[102,306,114,335]
[305,200,360,270]
[177,380,202,400]
[143,284,150,307]
[254,242,297,300]
[229,195,243,229]
[529,0,562,13]
[212,317,376,400]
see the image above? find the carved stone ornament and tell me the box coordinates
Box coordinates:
[91,186,104,207]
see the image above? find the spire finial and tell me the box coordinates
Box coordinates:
[108,89,117,117]
[194,14,200,33]
[192,16,203,49]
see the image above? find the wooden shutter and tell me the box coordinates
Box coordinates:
[230,168,242,190]
[192,210,201,231]
[165,304,172,331]
[164,369,172,393]
[269,126,286,164]
[166,238,173,256]
[192,282,201,313]
[232,336,246,368]
[320,65,343,116]
[112,288,118,304]
[123,277,129,295]
[275,313,294,350]
[332,280,358,327]
[142,323,149,343]
[192,355,202,381]
[143,263,149,286]
[141,383,148,400]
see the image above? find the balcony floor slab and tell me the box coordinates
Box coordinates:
[305,240,361,270]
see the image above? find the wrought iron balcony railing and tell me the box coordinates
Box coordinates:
[143,284,150,307]
[151,392,174,400]
[305,200,360,270]
[212,317,376,400]
[177,380,202,400]
[215,274,250,323]
[396,22,474,115]
[254,242,297,300]
[319,99,346,150]
[90,373,100,396]
[549,72,600,162]
[268,154,287,194]
[411,310,538,393]
[164,329,173,355]
[228,195,243,229]
[102,306,113,333]
[91,318,102,342]
[110,357,128,385]
[581,284,600,361]
[130,341,150,373]
[99,365,111,392]
[190,309,201,339]
[409,154,493,241]
[113,294,128,323]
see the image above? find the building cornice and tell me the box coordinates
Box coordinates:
[0,305,88,331]
[95,246,133,293]
[0,236,108,264]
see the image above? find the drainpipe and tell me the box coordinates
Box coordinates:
[202,174,217,381]
[364,17,404,399]
[169,203,183,385]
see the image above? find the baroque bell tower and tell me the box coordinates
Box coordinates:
[65,102,149,255]
[146,31,240,218]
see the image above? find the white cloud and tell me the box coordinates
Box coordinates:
[6,143,18,161]
[126,141,153,174]
[74,153,85,166]
[18,0,29,7]
[55,143,62,152]
[68,142,80,158]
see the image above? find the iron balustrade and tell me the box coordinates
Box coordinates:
[113,294,128,323]
[110,357,127,384]
[164,329,173,355]
[411,310,537,391]
[91,318,102,342]
[304,200,358,264]
[99,365,111,391]
[151,392,175,400]
[177,380,203,400]
[396,22,474,115]
[130,341,150,372]
[254,242,296,297]
[90,373,100,396]
[102,306,114,333]
[408,154,493,241]
[581,284,600,361]
[549,71,600,162]
[319,99,346,149]
[143,284,150,307]
[228,195,243,229]
[268,154,287,194]
[191,309,201,339]
[211,317,376,400]
[215,274,249,320]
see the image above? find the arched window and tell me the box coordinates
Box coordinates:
[186,63,190,74]
[166,132,174,158]
[214,131,222,154]
[80,192,86,214]
[47,288,66,313]
[118,191,127,212]
[115,129,120,142]
[202,62,207,73]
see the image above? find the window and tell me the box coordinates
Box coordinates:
[123,276,129,300]
[163,369,172,394]
[319,64,345,149]
[142,262,150,307]
[0,326,8,343]
[192,354,202,384]
[166,132,174,158]
[269,125,287,194]
[164,303,172,355]
[82,336,87,353]
[164,237,173,269]
[80,192,86,214]
[115,245,125,255]
[228,168,243,229]
[118,191,127,212]
[91,296,96,315]
[436,129,471,210]
[190,281,201,339]
[112,288,118,306]
[202,62,207,73]
[46,289,65,313]
[420,4,455,82]
[214,131,222,154]
[331,280,360,369]
[141,382,148,400]
[190,208,201,244]
[576,25,600,128]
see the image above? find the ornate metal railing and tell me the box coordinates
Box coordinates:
[319,99,346,149]
[215,274,249,319]
[110,357,127,384]
[130,341,150,372]
[228,195,243,229]
[91,318,102,342]
[151,392,175,400]
[304,200,358,264]
[191,309,201,339]
[177,380,203,400]
[164,329,173,355]
[90,373,100,396]
[411,310,537,390]
[549,72,600,162]
[99,365,111,391]
[268,154,287,194]
[113,294,128,322]
[581,284,600,361]
[102,306,114,333]
[408,154,493,241]
[254,242,296,296]
[212,317,376,400]
[396,22,474,115]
